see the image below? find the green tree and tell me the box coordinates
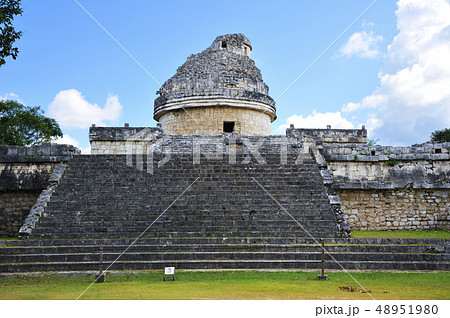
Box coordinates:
[0,0,23,67]
[0,100,63,146]
[430,128,450,142]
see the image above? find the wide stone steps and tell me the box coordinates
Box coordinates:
[1,238,448,273]
[41,206,334,214]
[0,257,447,273]
[0,243,444,254]
[8,237,449,245]
[31,227,335,236]
[28,153,339,240]
[2,252,448,264]
[1,260,447,272]
[30,231,336,240]
[2,260,439,273]
[35,220,335,228]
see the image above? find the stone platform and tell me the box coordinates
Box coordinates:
[0,237,448,274]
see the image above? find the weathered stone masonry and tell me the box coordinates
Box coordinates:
[0,145,79,236]
[337,189,448,231]
[154,34,276,136]
[2,33,449,238]
[321,141,450,231]
[0,190,41,237]
[0,33,448,276]
[90,124,449,233]
[89,126,163,155]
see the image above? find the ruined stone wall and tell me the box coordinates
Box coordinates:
[323,143,449,189]
[0,190,41,236]
[0,163,55,190]
[0,144,79,237]
[287,126,367,144]
[0,144,79,190]
[338,189,449,231]
[0,161,56,237]
[89,126,293,155]
[90,126,163,155]
[328,160,449,189]
[321,142,449,231]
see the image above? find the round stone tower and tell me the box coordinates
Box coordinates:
[154,34,276,135]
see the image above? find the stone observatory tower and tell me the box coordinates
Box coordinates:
[154,33,276,135]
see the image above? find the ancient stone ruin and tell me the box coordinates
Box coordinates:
[154,33,276,135]
[0,34,448,274]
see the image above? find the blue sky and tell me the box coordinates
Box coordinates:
[1,0,450,152]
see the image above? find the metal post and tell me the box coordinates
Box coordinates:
[321,239,325,276]
[95,244,106,283]
[99,244,103,273]
[317,238,328,280]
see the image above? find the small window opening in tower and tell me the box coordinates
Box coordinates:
[243,44,251,57]
[223,121,235,133]
[221,41,227,48]
[435,148,442,154]
[371,150,376,156]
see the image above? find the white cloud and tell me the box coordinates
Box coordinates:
[53,134,79,146]
[365,113,383,132]
[342,93,387,112]
[46,89,122,129]
[337,30,383,58]
[0,92,25,104]
[345,0,450,145]
[362,21,375,28]
[275,110,354,134]
[53,134,91,154]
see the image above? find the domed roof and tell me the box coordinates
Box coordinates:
[154,33,276,121]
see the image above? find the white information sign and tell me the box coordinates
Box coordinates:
[164,267,175,275]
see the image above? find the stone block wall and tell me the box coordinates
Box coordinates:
[0,190,41,236]
[158,106,272,136]
[322,142,449,189]
[338,189,449,231]
[0,163,55,191]
[90,126,163,155]
[90,130,302,156]
[320,141,450,232]
[0,144,80,163]
[0,144,79,191]
[286,126,367,144]
[327,160,449,189]
[0,144,79,237]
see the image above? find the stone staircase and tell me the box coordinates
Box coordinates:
[3,152,448,274]
[0,237,448,274]
[30,153,338,239]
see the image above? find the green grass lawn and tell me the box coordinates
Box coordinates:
[0,271,448,300]
[351,230,450,239]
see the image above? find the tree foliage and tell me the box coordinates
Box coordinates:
[0,0,23,67]
[0,100,63,146]
[430,128,450,142]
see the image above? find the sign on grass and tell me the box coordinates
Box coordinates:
[164,267,175,281]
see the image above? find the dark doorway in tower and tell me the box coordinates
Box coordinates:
[223,121,235,133]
